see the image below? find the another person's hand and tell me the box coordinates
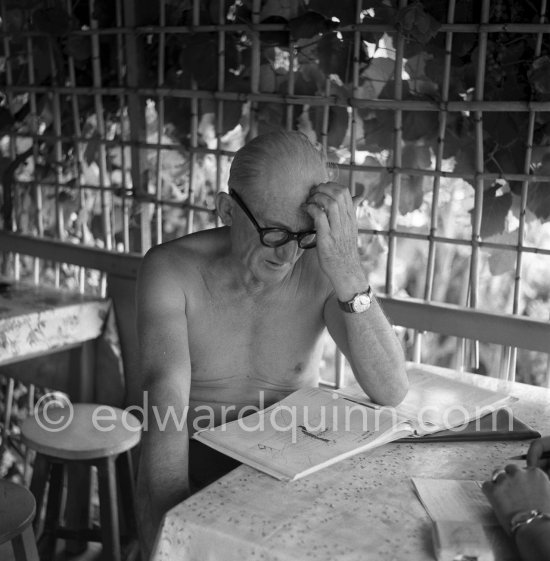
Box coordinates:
[526,435,550,473]
[482,464,550,534]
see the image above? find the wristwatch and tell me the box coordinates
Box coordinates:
[338,287,372,313]
[510,509,550,535]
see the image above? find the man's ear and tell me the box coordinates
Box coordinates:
[216,191,233,226]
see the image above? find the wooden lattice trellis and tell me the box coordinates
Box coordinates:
[0,0,550,385]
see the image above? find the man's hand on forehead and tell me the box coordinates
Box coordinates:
[305,182,365,213]
[301,182,367,292]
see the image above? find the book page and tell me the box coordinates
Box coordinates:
[337,367,516,434]
[194,387,413,480]
[411,478,498,526]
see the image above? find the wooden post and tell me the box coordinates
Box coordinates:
[123,1,159,253]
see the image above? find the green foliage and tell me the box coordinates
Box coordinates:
[1,0,550,253]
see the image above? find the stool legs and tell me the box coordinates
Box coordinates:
[11,526,40,561]
[29,454,50,537]
[117,451,137,540]
[29,453,134,561]
[64,464,91,555]
[97,456,120,561]
[38,462,66,560]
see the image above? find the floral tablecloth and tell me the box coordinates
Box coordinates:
[152,366,550,561]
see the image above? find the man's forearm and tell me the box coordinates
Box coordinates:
[343,296,408,406]
[328,262,408,406]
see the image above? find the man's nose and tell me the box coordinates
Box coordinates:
[274,240,302,262]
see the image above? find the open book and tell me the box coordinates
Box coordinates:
[335,366,518,437]
[193,367,517,481]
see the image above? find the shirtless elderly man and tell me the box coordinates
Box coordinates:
[136,130,408,555]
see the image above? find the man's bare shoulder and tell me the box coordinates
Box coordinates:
[140,227,230,278]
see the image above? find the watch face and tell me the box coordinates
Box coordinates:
[352,294,371,313]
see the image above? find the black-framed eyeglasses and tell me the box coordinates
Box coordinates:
[229,189,317,249]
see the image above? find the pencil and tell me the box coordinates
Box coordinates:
[509,450,550,461]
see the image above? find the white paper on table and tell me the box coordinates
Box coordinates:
[411,478,499,525]
[411,478,517,561]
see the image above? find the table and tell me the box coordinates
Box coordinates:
[0,280,124,404]
[152,364,550,561]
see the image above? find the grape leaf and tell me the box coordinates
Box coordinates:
[317,32,353,80]
[399,175,425,215]
[33,7,72,37]
[528,56,550,95]
[0,108,15,134]
[486,142,526,195]
[360,156,392,208]
[66,34,92,62]
[260,16,290,47]
[260,64,277,93]
[357,58,396,105]
[207,0,235,24]
[201,75,248,135]
[179,34,221,89]
[2,7,26,35]
[470,186,512,238]
[289,11,338,40]
[365,179,387,208]
[293,63,325,96]
[402,109,438,142]
[362,3,396,45]
[361,116,394,152]
[27,39,55,85]
[327,106,348,148]
[200,99,243,137]
[527,183,550,220]
[83,132,101,165]
[257,102,285,134]
[485,230,518,276]
[254,0,307,21]
[405,52,440,96]
[373,80,439,143]
[308,0,357,25]
[399,144,431,214]
[309,100,349,150]
[163,70,192,138]
[395,2,441,45]
[483,113,526,146]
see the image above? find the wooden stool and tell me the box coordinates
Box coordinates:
[21,404,141,561]
[0,479,39,561]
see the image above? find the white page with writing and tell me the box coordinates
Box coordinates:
[194,387,413,480]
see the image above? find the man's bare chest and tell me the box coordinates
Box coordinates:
[186,288,326,385]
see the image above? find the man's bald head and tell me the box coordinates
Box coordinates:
[228,131,328,205]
